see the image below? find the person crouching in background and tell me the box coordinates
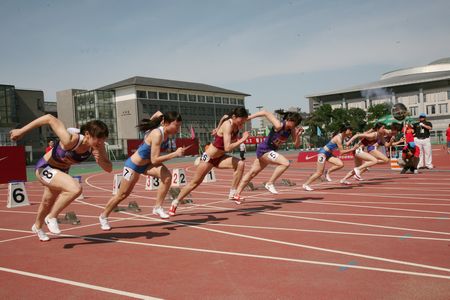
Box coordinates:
[398,143,420,174]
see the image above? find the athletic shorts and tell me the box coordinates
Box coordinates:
[124,158,149,174]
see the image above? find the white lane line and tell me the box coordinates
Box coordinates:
[303,201,450,215]
[76,197,450,275]
[0,267,159,299]
[48,232,450,281]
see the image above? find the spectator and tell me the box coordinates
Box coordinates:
[399,143,420,174]
[413,113,433,169]
[45,140,54,153]
[446,123,450,154]
[239,142,246,160]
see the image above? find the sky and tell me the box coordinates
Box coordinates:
[1,0,450,115]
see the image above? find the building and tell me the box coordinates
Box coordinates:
[307,58,450,143]
[0,84,49,160]
[56,76,250,148]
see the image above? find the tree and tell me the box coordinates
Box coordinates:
[367,103,390,122]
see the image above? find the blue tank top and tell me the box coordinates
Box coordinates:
[136,127,169,159]
[323,134,340,152]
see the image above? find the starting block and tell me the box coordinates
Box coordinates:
[113,201,142,213]
[202,169,216,183]
[112,174,123,195]
[145,175,160,190]
[167,187,193,204]
[73,176,84,200]
[57,211,80,225]
[280,179,296,186]
[245,182,258,191]
[171,168,187,187]
[7,181,30,208]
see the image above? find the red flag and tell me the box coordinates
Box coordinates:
[190,125,196,140]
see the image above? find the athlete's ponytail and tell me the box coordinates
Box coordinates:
[137,111,182,132]
[282,112,302,126]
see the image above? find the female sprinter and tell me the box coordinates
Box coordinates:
[10,115,112,241]
[99,111,188,230]
[168,107,254,216]
[345,122,390,180]
[302,124,358,191]
[232,111,304,202]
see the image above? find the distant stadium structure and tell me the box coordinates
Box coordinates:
[307,58,450,144]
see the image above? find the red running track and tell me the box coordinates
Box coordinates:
[0,147,449,299]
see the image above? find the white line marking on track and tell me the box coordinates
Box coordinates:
[0,267,159,299]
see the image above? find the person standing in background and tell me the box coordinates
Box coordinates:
[45,140,54,153]
[446,123,450,154]
[413,113,433,169]
[239,142,246,160]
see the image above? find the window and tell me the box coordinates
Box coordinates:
[206,96,213,103]
[169,93,178,101]
[410,106,418,116]
[230,98,237,105]
[439,103,448,114]
[188,94,196,102]
[179,94,187,101]
[426,105,436,115]
[159,92,168,100]
[214,97,221,103]
[238,99,244,105]
[198,95,205,102]
[137,90,147,98]
[223,97,229,104]
[148,91,157,99]
[448,90,450,100]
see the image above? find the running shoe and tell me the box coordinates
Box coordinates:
[324,171,332,182]
[232,194,245,205]
[99,215,111,231]
[353,175,364,181]
[44,216,61,235]
[168,204,177,216]
[153,206,169,219]
[353,168,362,180]
[31,224,50,241]
[340,179,351,185]
[302,184,314,191]
[264,183,279,194]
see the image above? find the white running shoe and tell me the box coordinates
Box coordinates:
[340,179,351,185]
[153,206,169,219]
[31,224,50,242]
[264,183,279,194]
[325,171,332,182]
[228,189,237,199]
[44,216,61,235]
[353,175,363,181]
[302,184,314,191]
[99,215,111,231]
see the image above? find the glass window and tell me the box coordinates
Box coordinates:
[137,90,147,98]
[439,103,448,114]
[198,95,205,103]
[179,94,187,101]
[223,97,229,104]
[206,96,213,103]
[237,99,244,105]
[447,90,450,100]
[189,94,196,102]
[148,91,157,99]
[214,97,221,103]
[410,106,418,116]
[426,105,436,115]
[230,98,237,105]
[169,93,178,101]
[159,92,168,100]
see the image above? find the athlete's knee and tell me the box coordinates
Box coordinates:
[66,184,82,198]
[236,160,245,171]
[281,160,290,168]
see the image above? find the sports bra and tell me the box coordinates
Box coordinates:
[212,120,240,151]
[136,127,169,159]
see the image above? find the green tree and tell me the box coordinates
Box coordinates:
[367,103,390,122]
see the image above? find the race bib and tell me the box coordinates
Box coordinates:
[268,150,279,161]
[317,154,326,164]
[122,167,132,181]
[40,166,58,184]
[200,152,210,163]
